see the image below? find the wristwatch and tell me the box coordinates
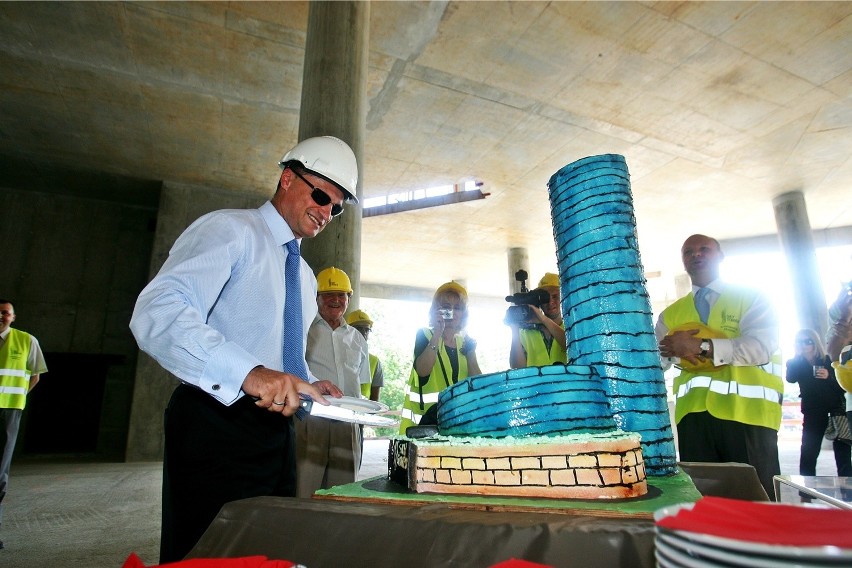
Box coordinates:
[699,339,712,358]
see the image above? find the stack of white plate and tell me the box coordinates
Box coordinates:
[654,503,852,568]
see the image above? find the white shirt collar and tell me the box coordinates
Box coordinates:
[692,278,722,295]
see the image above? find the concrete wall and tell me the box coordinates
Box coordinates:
[0,186,157,458]
[125,181,267,462]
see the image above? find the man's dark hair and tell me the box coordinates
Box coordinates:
[0,298,12,305]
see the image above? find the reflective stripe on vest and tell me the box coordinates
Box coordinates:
[662,286,783,430]
[676,375,782,404]
[0,329,33,410]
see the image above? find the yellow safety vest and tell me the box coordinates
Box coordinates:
[360,354,379,399]
[0,329,34,410]
[519,327,568,366]
[662,288,783,431]
[400,329,468,433]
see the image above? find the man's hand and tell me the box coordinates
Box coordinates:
[242,366,326,416]
[659,328,705,366]
[312,379,343,398]
[528,305,546,323]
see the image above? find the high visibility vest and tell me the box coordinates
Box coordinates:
[662,288,783,431]
[0,329,34,410]
[399,329,468,434]
[360,354,379,399]
[519,327,568,366]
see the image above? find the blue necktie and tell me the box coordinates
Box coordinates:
[282,239,308,381]
[694,287,711,324]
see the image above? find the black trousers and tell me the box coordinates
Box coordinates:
[800,410,852,476]
[677,411,780,501]
[160,385,296,563]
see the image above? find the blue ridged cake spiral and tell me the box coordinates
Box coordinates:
[438,364,617,438]
[547,154,677,475]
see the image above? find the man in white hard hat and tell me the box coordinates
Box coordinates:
[506,272,568,368]
[298,267,370,498]
[130,136,358,562]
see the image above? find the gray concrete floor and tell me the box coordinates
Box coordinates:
[0,438,838,567]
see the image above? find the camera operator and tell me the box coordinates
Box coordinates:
[507,273,568,368]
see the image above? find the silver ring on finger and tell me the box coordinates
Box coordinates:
[272,400,286,406]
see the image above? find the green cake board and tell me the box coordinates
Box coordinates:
[314,469,700,520]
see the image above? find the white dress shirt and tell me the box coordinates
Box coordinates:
[306,318,370,398]
[130,201,319,405]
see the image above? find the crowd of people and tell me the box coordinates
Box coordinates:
[3,134,849,557]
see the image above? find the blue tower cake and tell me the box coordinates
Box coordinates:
[548,154,677,475]
[388,154,677,499]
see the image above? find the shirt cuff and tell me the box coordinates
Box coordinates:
[711,338,734,366]
[201,341,263,404]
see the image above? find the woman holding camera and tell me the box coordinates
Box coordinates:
[399,281,481,434]
[785,328,851,476]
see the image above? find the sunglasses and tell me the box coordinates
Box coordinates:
[291,168,344,217]
[796,338,814,346]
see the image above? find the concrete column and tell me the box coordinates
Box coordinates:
[773,191,828,336]
[507,247,530,294]
[297,1,369,304]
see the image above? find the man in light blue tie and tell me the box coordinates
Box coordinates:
[130,136,358,562]
[655,234,784,500]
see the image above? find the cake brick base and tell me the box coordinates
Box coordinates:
[390,432,647,499]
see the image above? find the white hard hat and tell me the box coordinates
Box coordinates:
[279,136,359,204]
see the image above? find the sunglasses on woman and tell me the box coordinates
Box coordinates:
[291,168,344,217]
[796,338,814,346]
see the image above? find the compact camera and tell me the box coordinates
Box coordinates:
[438,308,454,320]
[504,270,549,326]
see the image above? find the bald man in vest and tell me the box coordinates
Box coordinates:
[0,299,48,549]
[655,234,783,500]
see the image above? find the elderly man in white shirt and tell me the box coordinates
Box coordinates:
[297,267,370,498]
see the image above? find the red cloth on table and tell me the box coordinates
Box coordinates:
[122,553,297,568]
[656,495,852,548]
[489,560,554,568]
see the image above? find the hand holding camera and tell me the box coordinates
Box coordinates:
[504,270,549,327]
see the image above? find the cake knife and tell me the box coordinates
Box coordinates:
[298,396,399,427]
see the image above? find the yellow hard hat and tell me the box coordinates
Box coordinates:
[666,322,728,372]
[537,272,559,289]
[316,266,352,294]
[346,309,373,328]
[834,361,852,393]
[434,281,468,303]
[835,346,852,392]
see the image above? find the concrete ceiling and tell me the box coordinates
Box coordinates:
[2,1,851,303]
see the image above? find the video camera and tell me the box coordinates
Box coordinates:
[504,270,549,326]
